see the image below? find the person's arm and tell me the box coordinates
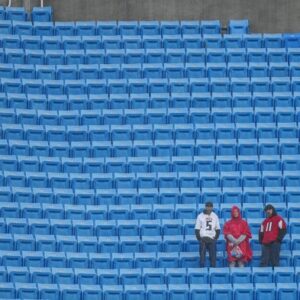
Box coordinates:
[259,224,264,244]
[214,215,221,240]
[195,229,201,241]
[195,215,202,241]
[235,234,246,245]
[277,219,287,243]
[226,234,237,244]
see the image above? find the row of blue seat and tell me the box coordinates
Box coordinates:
[0,283,299,300]
[1,34,299,50]
[0,184,299,204]
[1,169,300,189]
[1,92,300,110]
[0,282,297,300]
[2,64,300,81]
[0,197,297,218]
[2,123,300,141]
[0,250,295,268]
[2,34,286,51]
[1,138,300,157]
[0,79,300,96]
[0,266,299,285]
[2,48,300,65]
[0,215,294,235]
[2,153,300,172]
[0,197,295,219]
[0,19,229,35]
[4,108,300,126]
[0,6,52,22]
[3,232,292,253]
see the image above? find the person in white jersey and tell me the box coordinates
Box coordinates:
[195,202,220,267]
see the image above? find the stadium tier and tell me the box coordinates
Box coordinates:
[0,5,298,299]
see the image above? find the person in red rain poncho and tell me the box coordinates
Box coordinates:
[223,206,253,267]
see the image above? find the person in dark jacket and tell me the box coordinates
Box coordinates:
[195,202,220,267]
[259,204,287,267]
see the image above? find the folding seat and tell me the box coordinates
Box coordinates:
[255,108,275,123]
[0,250,22,266]
[44,251,68,268]
[119,269,142,286]
[0,63,14,79]
[223,33,244,48]
[263,33,283,48]
[276,107,295,123]
[283,156,300,171]
[2,35,21,49]
[272,78,291,93]
[144,49,166,64]
[228,64,249,79]
[123,35,142,49]
[267,49,287,63]
[7,217,28,234]
[207,49,226,64]
[55,21,75,36]
[288,203,299,218]
[42,36,61,50]
[0,155,18,171]
[38,283,60,300]
[221,172,241,188]
[102,35,123,50]
[257,124,277,139]
[74,269,97,287]
[200,20,220,34]
[139,21,160,35]
[7,266,30,284]
[120,236,141,253]
[59,111,80,126]
[121,64,142,80]
[211,93,232,108]
[157,172,178,189]
[2,78,23,94]
[52,268,75,284]
[263,186,285,203]
[56,65,77,81]
[210,268,231,284]
[157,252,179,268]
[43,203,64,219]
[252,267,273,283]
[112,252,135,269]
[59,284,82,300]
[244,34,263,48]
[72,20,96,35]
[203,34,223,49]
[252,79,271,93]
[248,49,267,63]
[125,50,144,65]
[129,79,148,94]
[185,63,205,79]
[143,35,162,49]
[164,63,185,79]
[160,21,180,35]
[97,20,118,35]
[45,50,65,65]
[0,20,12,34]
[56,235,77,252]
[14,65,35,79]
[163,35,183,49]
[150,93,170,108]
[278,124,298,139]
[0,233,13,250]
[5,6,27,21]
[29,266,52,284]
[270,63,289,78]
[165,49,185,64]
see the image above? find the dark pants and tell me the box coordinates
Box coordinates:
[260,242,281,267]
[199,239,216,267]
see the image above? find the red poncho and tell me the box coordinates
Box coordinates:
[223,206,253,263]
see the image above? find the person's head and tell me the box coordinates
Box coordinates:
[264,204,277,218]
[231,206,241,219]
[205,202,213,214]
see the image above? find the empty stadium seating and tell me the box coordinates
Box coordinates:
[0,8,299,299]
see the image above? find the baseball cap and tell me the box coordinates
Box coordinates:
[205,201,213,207]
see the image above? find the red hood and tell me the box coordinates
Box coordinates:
[231,206,242,220]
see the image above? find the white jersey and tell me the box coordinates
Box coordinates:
[195,211,220,239]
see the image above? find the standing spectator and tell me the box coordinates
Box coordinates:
[195,202,220,267]
[223,206,253,267]
[259,204,287,267]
